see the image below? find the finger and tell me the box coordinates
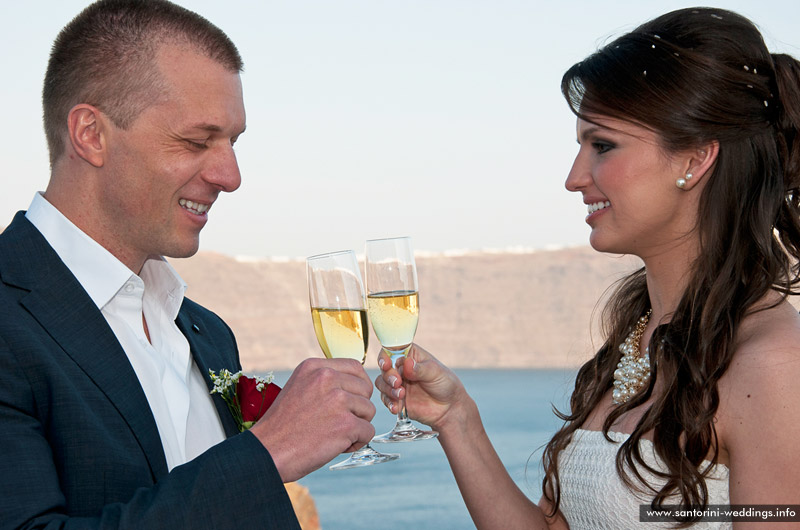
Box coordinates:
[302,356,371,381]
[323,379,377,423]
[374,374,405,403]
[349,393,377,422]
[403,348,423,382]
[315,362,375,398]
[407,343,432,362]
[379,392,399,414]
[343,443,363,453]
[342,418,376,453]
[377,350,392,372]
[379,363,404,388]
[404,344,438,383]
[327,357,375,382]
[344,440,370,453]
[285,357,366,393]
[374,373,391,395]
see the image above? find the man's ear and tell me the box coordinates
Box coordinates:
[681,140,719,191]
[66,104,107,168]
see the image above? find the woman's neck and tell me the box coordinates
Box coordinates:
[639,239,699,327]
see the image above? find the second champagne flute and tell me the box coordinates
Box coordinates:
[307,250,400,469]
[366,236,438,443]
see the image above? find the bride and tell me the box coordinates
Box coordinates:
[375,7,800,529]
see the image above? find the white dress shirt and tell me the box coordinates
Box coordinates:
[26,193,226,470]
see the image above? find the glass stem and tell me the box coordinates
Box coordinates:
[397,396,411,423]
[391,349,414,429]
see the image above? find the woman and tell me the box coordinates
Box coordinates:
[376,7,800,529]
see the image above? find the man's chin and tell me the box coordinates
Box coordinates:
[162,239,201,260]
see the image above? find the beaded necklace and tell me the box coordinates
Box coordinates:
[612,310,652,405]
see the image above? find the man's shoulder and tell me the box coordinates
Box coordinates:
[0,211,60,286]
[0,211,34,243]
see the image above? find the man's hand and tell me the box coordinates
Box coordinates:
[249,358,376,482]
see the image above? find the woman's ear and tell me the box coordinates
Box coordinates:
[679,141,719,191]
[66,104,107,168]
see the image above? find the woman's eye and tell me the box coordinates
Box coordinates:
[593,142,614,154]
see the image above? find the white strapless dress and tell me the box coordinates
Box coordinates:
[558,429,731,529]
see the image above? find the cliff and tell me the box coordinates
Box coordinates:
[169,247,643,371]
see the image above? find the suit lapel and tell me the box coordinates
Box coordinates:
[175,311,241,438]
[0,213,170,479]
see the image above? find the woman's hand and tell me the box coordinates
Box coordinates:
[377,345,553,529]
[375,344,469,432]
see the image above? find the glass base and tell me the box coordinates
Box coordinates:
[371,420,439,443]
[329,444,400,470]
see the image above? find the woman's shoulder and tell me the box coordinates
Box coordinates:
[716,298,800,439]
[715,298,800,503]
[720,297,800,397]
[729,297,800,366]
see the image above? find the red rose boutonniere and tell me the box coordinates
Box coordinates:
[209,369,281,432]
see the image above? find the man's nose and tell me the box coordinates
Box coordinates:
[205,144,242,193]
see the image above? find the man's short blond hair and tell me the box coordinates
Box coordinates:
[43,0,243,166]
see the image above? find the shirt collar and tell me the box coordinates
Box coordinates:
[141,258,187,321]
[25,192,187,312]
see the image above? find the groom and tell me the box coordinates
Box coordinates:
[0,1,376,528]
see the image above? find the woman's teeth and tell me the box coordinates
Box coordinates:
[587,201,611,214]
[179,199,209,214]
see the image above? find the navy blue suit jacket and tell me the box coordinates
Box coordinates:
[0,212,301,529]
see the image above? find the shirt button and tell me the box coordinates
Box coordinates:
[125,283,135,293]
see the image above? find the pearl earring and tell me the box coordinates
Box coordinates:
[676,172,693,189]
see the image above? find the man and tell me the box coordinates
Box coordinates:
[0,1,376,528]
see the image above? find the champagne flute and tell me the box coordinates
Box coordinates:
[366,237,438,443]
[306,250,400,469]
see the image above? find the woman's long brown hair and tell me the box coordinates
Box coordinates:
[541,7,800,525]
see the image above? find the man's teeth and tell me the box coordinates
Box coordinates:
[587,201,611,214]
[179,199,209,214]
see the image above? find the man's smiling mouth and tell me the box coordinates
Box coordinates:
[179,199,209,214]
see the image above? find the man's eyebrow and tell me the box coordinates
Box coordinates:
[185,123,247,136]
[187,123,223,132]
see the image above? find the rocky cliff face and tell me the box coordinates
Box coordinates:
[169,247,643,371]
[285,482,320,530]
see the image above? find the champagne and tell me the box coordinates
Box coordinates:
[367,290,419,353]
[311,307,369,362]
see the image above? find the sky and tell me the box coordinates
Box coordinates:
[2,0,798,260]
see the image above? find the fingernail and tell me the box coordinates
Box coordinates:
[388,375,398,387]
[391,388,401,399]
[378,358,385,369]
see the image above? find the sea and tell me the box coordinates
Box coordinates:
[272,368,577,530]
